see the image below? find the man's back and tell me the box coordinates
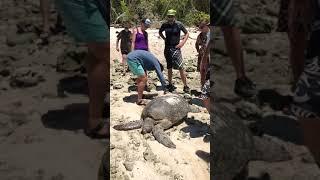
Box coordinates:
[127,50,158,70]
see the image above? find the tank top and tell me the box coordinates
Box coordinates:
[134,28,148,50]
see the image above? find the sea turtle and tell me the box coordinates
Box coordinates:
[113,94,190,148]
[212,103,292,180]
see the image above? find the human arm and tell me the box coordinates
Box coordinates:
[159,24,166,40]
[201,38,213,72]
[116,32,121,52]
[154,62,167,91]
[131,29,136,51]
[176,23,189,49]
[195,34,201,53]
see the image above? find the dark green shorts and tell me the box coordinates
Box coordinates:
[55,0,109,43]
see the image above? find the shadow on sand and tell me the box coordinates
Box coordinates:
[180,117,209,138]
[249,114,303,145]
[123,93,159,104]
[41,103,109,131]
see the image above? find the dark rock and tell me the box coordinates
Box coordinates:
[6,33,37,46]
[10,67,45,88]
[113,83,124,89]
[0,69,10,77]
[235,101,262,119]
[56,50,87,72]
[185,66,196,72]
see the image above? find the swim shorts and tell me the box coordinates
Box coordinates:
[55,0,109,43]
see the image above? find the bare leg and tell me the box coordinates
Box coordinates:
[179,69,187,86]
[168,68,173,84]
[221,26,245,79]
[288,31,306,83]
[122,54,127,74]
[200,59,208,87]
[203,98,210,112]
[300,117,320,167]
[40,0,50,33]
[136,74,147,102]
[86,42,109,135]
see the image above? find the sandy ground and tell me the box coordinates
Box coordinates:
[110,27,210,180]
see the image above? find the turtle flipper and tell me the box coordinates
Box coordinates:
[113,120,142,131]
[152,124,176,148]
[142,117,154,134]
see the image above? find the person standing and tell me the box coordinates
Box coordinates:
[196,21,210,87]
[54,0,109,138]
[211,0,256,97]
[159,9,190,93]
[132,18,151,51]
[116,21,132,74]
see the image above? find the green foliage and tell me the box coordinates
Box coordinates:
[111,0,209,27]
[184,10,210,26]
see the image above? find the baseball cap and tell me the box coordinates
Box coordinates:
[142,18,152,27]
[167,9,176,16]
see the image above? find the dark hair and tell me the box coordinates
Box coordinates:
[141,18,147,24]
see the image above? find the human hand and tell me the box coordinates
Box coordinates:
[175,43,183,49]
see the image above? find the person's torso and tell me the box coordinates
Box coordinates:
[128,50,157,70]
[198,32,208,48]
[163,21,183,46]
[134,28,148,50]
[120,30,131,48]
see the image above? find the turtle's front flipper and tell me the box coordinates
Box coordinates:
[142,117,154,134]
[152,121,176,148]
[113,120,142,131]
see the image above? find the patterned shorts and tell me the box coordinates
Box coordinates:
[201,71,214,99]
[290,27,320,118]
[210,0,241,27]
[164,47,184,70]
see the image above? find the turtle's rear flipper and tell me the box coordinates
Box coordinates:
[152,125,176,148]
[113,120,142,131]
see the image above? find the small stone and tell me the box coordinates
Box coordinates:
[10,67,45,88]
[185,66,196,72]
[6,33,37,46]
[235,101,262,119]
[0,69,10,77]
[113,83,124,89]
[143,147,157,162]
[123,161,134,171]
[50,173,64,180]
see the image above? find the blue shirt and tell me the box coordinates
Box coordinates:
[127,50,167,89]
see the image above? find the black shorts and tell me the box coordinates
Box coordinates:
[164,47,184,70]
